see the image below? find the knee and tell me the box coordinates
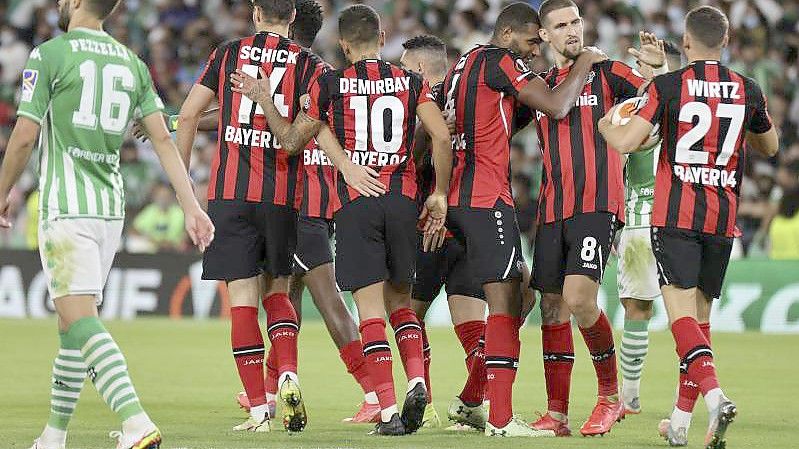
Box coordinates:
[540,293,566,324]
[563,294,597,318]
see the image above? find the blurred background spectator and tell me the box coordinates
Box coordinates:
[1,0,797,259]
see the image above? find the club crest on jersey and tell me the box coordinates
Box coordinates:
[21,69,38,103]
[585,70,596,86]
[515,58,529,74]
[303,95,311,112]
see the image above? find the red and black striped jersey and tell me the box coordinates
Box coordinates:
[442,45,536,209]
[535,60,645,224]
[299,136,337,219]
[304,59,432,208]
[197,31,326,207]
[636,60,772,237]
[416,81,445,206]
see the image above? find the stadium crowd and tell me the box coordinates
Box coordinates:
[0,0,797,257]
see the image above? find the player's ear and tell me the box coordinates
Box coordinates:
[682,31,691,53]
[288,8,296,26]
[339,39,349,58]
[721,32,729,49]
[378,30,386,48]
[539,27,549,44]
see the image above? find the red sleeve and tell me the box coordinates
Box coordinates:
[197,47,224,93]
[609,61,646,100]
[636,80,663,125]
[418,79,434,105]
[485,52,534,97]
[303,75,328,122]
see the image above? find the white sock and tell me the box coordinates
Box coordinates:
[250,404,269,423]
[122,412,155,434]
[281,371,300,386]
[40,425,67,446]
[407,376,425,393]
[365,391,379,405]
[670,407,693,431]
[622,378,641,402]
[704,388,724,415]
[381,404,399,423]
[266,392,277,403]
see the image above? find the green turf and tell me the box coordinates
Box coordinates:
[2,318,796,448]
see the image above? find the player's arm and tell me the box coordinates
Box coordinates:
[316,127,386,197]
[175,84,216,169]
[517,48,607,119]
[230,68,322,155]
[416,101,452,234]
[140,112,215,250]
[0,117,40,228]
[746,129,779,158]
[598,115,654,154]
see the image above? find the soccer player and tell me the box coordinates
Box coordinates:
[176,0,326,432]
[232,4,452,435]
[0,1,215,448]
[598,6,778,448]
[615,41,683,417]
[441,1,607,437]
[528,0,665,437]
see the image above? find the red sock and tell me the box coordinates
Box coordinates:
[262,293,299,376]
[339,339,373,395]
[420,322,432,403]
[485,314,520,428]
[360,318,397,410]
[231,306,266,407]
[264,346,278,396]
[676,322,711,412]
[454,320,485,405]
[542,322,574,415]
[388,308,425,384]
[579,311,618,397]
[672,317,719,397]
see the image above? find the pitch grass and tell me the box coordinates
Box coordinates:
[2,318,797,449]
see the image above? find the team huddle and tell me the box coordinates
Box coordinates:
[0,0,779,448]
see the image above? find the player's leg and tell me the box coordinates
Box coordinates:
[447,293,488,430]
[410,298,433,404]
[561,213,622,436]
[529,220,573,436]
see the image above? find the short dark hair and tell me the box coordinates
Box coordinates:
[402,35,446,53]
[290,0,323,47]
[87,0,121,20]
[338,4,380,45]
[252,0,295,23]
[685,6,729,49]
[494,2,540,37]
[538,0,578,25]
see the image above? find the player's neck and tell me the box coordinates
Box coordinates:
[554,51,575,69]
[255,22,290,37]
[68,12,103,32]
[348,48,381,64]
[686,51,722,64]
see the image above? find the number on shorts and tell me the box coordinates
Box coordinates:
[580,236,598,262]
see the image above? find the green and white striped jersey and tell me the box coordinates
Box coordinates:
[17,28,164,221]
[624,144,657,229]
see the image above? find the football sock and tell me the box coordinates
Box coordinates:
[420,321,432,403]
[620,319,650,403]
[67,317,150,424]
[264,346,278,399]
[671,317,721,414]
[676,322,711,413]
[263,293,300,378]
[579,311,619,398]
[360,318,397,419]
[339,339,374,397]
[41,331,88,446]
[231,306,267,420]
[542,322,574,416]
[454,320,486,406]
[388,308,426,385]
[485,314,520,428]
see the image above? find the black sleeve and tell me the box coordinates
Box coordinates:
[197,45,226,93]
[746,78,773,134]
[484,49,535,97]
[513,105,535,133]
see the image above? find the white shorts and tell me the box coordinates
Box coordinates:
[616,226,660,300]
[38,218,123,304]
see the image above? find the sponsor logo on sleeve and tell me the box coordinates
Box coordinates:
[21,69,39,103]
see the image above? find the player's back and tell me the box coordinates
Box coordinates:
[442,44,533,209]
[198,32,324,206]
[308,59,430,207]
[638,61,771,237]
[18,28,164,220]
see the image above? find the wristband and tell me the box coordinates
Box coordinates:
[167,114,179,132]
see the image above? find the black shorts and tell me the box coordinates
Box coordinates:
[412,235,486,302]
[531,212,620,294]
[292,215,334,275]
[334,194,417,292]
[650,226,733,300]
[447,201,524,285]
[202,200,297,281]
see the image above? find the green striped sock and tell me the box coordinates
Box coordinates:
[67,317,145,421]
[620,319,649,400]
[47,331,87,431]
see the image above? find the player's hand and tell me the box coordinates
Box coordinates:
[341,161,386,197]
[422,226,447,252]
[0,194,12,229]
[230,68,271,104]
[582,46,608,64]
[131,121,149,142]
[184,206,215,251]
[445,111,456,134]
[629,31,665,69]
[420,191,447,235]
